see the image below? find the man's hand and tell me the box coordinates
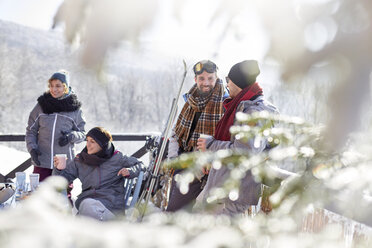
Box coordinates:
[197,138,207,152]
[202,166,209,175]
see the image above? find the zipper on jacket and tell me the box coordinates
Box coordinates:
[98,166,102,189]
[69,146,73,161]
[50,114,58,169]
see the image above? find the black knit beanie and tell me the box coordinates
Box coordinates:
[227,60,260,89]
[49,71,69,87]
[87,127,111,149]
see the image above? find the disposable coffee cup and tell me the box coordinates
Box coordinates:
[199,134,212,139]
[55,154,67,170]
[29,173,40,192]
[15,172,26,191]
[198,134,212,152]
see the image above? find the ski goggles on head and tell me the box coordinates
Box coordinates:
[193,60,218,75]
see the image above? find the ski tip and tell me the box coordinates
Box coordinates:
[182,60,187,77]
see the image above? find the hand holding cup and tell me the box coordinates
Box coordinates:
[197,134,212,152]
[54,154,67,170]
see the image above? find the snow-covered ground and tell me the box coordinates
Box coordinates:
[0,145,32,177]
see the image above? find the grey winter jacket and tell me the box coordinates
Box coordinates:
[53,151,142,213]
[26,103,86,169]
[197,96,279,215]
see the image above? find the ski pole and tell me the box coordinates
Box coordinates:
[138,60,187,220]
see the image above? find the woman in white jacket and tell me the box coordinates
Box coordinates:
[26,70,86,182]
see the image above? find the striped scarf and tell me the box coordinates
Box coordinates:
[174,81,224,152]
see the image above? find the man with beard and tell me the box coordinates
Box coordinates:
[166,60,227,212]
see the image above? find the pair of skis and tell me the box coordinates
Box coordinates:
[136,60,187,220]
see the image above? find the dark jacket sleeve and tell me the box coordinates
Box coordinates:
[121,156,143,179]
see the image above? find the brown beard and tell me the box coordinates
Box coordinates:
[196,86,213,98]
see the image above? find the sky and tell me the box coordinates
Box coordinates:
[141,0,269,71]
[0,0,269,72]
[0,0,63,30]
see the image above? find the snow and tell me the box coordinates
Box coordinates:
[0,145,31,177]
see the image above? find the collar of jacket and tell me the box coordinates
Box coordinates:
[78,144,115,167]
[37,92,82,114]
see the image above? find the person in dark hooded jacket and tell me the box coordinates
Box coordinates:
[53,127,143,221]
[26,70,86,182]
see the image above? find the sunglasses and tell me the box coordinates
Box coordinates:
[193,60,218,75]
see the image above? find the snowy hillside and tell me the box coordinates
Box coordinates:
[0,18,336,145]
[0,19,193,138]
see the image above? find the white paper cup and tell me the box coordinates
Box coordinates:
[29,173,40,192]
[15,172,26,191]
[55,154,67,170]
[197,134,212,152]
[199,134,212,139]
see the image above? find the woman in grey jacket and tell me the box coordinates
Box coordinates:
[196,60,279,216]
[26,70,86,182]
[53,127,143,221]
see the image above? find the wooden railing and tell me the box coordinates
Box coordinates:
[0,133,157,183]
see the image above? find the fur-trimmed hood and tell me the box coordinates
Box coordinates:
[37,92,82,114]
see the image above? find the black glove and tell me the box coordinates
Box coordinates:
[30,149,41,166]
[58,131,73,147]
